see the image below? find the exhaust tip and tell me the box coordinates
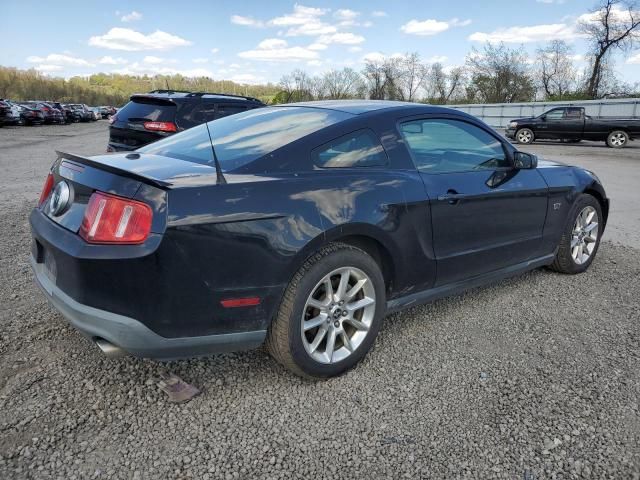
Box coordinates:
[95,338,126,358]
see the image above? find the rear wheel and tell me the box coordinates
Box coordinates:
[515,128,534,145]
[606,130,628,148]
[267,243,386,379]
[550,194,602,274]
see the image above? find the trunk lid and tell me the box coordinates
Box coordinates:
[109,96,178,149]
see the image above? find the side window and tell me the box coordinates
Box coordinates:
[216,104,247,119]
[192,103,218,123]
[545,108,565,120]
[313,129,387,168]
[566,107,583,119]
[399,118,509,173]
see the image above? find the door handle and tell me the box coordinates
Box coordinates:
[438,189,465,205]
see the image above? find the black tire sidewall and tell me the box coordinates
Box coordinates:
[287,248,386,378]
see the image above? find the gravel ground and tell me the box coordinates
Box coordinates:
[1,123,639,479]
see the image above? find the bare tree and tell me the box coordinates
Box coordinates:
[580,0,640,98]
[321,68,363,99]
[277,69,315,103]
[396,53,428,101]
[465,43,536,103]
[425,63,466,104]
[536,40,577,99]
[362,60,386,99]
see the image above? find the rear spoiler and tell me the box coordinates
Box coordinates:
[129,94,176,106]
[55,151,171,189]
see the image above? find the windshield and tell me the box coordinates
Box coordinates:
[137,106,352,171]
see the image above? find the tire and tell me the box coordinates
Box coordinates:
[267,243,386,379]
[550,194,603,274]
[515,128,534,145]
[606,130,628,148]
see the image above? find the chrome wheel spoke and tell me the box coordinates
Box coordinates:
[334,269,350,302]
[307,298,328,310]
[324,328,336,363]
[584,221,598,233]
[309,326,327,353]
[347,296,375,313]
[341,331,354,352]
[304,313,328,331]
[345,278,367,301]
[345,317,369,331]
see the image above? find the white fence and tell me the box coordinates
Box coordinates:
[446,98,640,128]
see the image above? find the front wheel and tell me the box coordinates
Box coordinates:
[550,194,602,274]
[267,243,386,379]
[606,130,628,148]
[515,128,534,145]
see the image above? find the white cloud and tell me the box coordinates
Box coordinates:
[578,4,639,24]
[627,53,640,64]
[362,52,386,63]
[371,11,387,17]
[270,5,328,26]
[238,38,319,62]
[428,55,448,63]
[334,9,360,21]
[34,64,64,72]
[308,43,328,51]
[211,48,219,54]
[99,56,128,65]
[192,57,209,64]
[230,15,264,27]
[348,46,363,53]
[286,22,337,36]
[121,11,142,22]
[317,32,365,45]
[468,23,576,43]
[113,63,214,77]
[307,59,323,67]
[88,28,192,51]
[258,38,288,49]
[142,55,168,64]
[27,53,95,67]
[401,17,471,36]
[229,73,266,84]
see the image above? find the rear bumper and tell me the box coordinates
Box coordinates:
[31,256,266,360]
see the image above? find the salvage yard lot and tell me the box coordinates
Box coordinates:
[0,122,639,479]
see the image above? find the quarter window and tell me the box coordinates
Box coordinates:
[399,119,509,173]
[313,130,387,168]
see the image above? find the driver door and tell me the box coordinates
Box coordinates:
[399,117,549,286]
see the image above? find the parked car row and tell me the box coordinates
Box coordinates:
[0,100,117,127]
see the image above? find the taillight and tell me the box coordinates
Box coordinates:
[38,173,54,206]
[79,192,152,244]
[143,121,177,132]
[43,106,51,112]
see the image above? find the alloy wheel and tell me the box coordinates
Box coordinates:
[517,130,532,143]
[301,267,376,364]
[610,132,626,147]
[571,206,599,265]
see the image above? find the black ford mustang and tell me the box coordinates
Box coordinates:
[30,101,609,378]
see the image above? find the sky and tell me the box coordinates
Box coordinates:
[2,0,640,85]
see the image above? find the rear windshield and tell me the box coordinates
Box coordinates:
[137,106,352,171]
[117,99,176,122]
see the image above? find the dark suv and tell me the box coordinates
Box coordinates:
[107,89,265,151]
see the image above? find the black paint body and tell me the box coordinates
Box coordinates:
[30,102,609,342]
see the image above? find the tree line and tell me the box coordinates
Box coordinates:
[1,0,637,107]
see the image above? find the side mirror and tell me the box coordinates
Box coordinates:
[513,152,538,169]
[540,115,546,121]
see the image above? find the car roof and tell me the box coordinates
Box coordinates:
[275,100,459,116]
[133,90,263,104]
